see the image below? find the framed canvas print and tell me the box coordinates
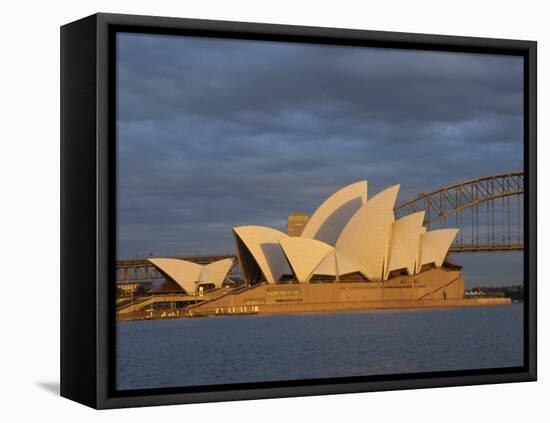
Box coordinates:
[60,13,537,409]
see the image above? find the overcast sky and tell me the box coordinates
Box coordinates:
[116,32,524,286]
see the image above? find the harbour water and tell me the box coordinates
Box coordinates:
[116,304,523,390]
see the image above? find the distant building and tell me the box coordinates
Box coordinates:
[286,212,309,236]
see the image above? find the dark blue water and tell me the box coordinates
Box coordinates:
[116,304,523,390]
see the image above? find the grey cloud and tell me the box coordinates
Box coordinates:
[115,33,524,286]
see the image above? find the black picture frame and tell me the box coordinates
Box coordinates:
[60,12,537,409]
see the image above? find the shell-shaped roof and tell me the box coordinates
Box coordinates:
[335,185,400,281]
[232,226,291,283]
[301,180,368,246]
[148,258,202,294]
[202,258,235,286]
[148,257,236,293]
[313,250,359,278]
[417,228,459,271]
[386,211,425,277]
[279,237,334,282]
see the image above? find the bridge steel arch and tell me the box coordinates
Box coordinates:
[394,172,524,253]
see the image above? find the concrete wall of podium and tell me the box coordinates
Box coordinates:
[186,268,510,317]
[117,268,510,321]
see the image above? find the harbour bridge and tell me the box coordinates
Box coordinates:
[394,171,524,253]
[116,171,524,284]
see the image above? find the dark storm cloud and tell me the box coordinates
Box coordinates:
[116,33,523,285]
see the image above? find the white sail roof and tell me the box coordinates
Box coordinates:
[232,226,291,284]
[301,180,368,246]
[335,185,400,281]
[313,250,359,278]
[279,237,333,282]
[203,258,235,286]
[148,257,235,294]
[417,228,459,271]
[386,211,425,277]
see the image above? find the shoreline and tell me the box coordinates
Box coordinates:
[117,297,512,322]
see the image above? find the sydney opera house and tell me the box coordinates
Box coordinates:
[121,179,514,319]
[232,181,458,285]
